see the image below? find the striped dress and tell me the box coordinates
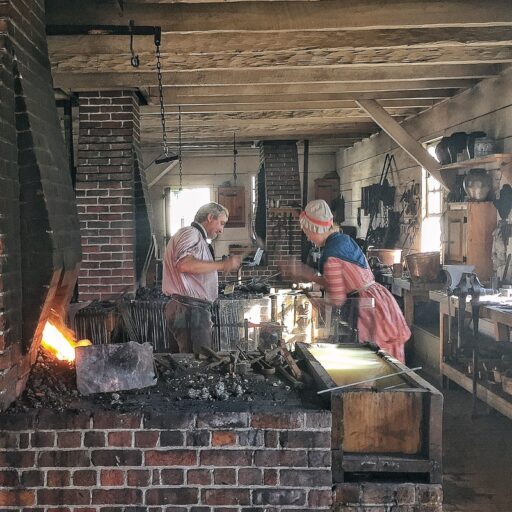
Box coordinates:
[320,234,411,363]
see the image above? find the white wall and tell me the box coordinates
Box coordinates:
[145,147,336,258]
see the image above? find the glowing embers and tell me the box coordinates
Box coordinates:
[41,321,91,362]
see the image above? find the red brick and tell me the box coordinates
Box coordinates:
[212,431,236,446]
[100,469,125,486]
[238,468,262,486]
[92,489,142,505]
[187,469,211,486]
[251,412,303,429]
[31,431,55,447]
[73,470,97,487]
[213,468,236,485]
[0,451,35,467]
[202,489,250,506]
[0,489,35,506]
[0,470,18,486]
[146,488,198,506]
[37,489,90,506]
[57,432,82,448]
[47,470,71,487]
[254,449,307,467]
[127,469,151,487]
[145,450,196,466]
[160,469,185,485]
[108,431,133,447]
[200,450,251,467]
[264,469,278,486]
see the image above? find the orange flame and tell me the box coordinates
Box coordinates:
[41,321,91,362]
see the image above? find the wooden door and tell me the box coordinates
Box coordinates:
[314,178,340,205]
[218,186,245,227]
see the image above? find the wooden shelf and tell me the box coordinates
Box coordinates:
[442,361,512,420]
[440,153,512,171]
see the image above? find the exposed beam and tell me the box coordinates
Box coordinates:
[144,89,458,106]
[356,99,447,189]
[140,99,439,114]
[45,0,512,32]
[146,80,476,99]
[50,46,512,74]
[47,27,512,56]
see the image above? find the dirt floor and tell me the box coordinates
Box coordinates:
[6,349,320,414]
[442,385,512,512]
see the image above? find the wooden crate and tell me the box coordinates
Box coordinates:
[296,342,443,484]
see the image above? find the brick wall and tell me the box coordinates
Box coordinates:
[76,91,151,300]
[0,408,332,511]
[220,141,303,284]
[333,483,443,512]
[0,0,81,410]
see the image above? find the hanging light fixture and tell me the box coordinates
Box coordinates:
[232,132,238,185]
[153,28,178,165]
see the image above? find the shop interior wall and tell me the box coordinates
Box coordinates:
[146,149,336,258]
[337,66,512,254]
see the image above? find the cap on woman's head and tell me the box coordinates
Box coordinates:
[299,199,334,233]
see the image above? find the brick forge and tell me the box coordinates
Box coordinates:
[76,91,152,301]
[231,141,303,284]
[0,408,333,511]
[0,0,81,410]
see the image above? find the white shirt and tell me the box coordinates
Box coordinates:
[162,224,218,301]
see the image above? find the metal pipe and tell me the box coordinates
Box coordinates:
[317,367,422,394]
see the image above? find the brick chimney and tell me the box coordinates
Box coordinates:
[0,0,82,409]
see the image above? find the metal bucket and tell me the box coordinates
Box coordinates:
[405,252,441,282]
[367,248,402,266]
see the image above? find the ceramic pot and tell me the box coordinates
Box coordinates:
[466,131,487,159]
[463,168,492,201]
[473,137,496,158]
[435,137,451,165]
[447,132,468,164]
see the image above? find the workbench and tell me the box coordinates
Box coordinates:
[429,290,512,419]
[381,275,442,327]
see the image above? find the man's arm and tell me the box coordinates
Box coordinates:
[177,254,241,274]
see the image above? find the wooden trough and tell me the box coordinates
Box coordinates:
[296,342,443,484]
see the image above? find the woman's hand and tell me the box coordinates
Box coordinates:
[280,258,317,282]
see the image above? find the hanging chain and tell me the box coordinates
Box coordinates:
[154,31,168,156]
[178,105,183,190]
[233,132,238,185]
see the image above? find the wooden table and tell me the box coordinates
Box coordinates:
[381,275,443,327]
[429,290,512,419]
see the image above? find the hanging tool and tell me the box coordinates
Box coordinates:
[128,20,139,67]
[153,28,178,165]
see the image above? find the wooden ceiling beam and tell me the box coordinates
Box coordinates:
[140,89,458,106]
[51,64,501,90]
[45,0,512,32]
[141,99,438,113]
[49,46,512,74]
[147,80,475,99]
[47,27,512,56]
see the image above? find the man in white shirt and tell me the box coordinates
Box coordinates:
[162,202,241,353]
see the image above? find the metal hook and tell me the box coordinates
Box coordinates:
[129,20,139,67]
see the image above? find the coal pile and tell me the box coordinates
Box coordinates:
[7,348,301,414]
[13,350,78,412]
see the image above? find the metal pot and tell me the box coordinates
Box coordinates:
[366,248,402,266]
[405,252,441,282]
[473,137,496,158]
[463,168,492,201]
